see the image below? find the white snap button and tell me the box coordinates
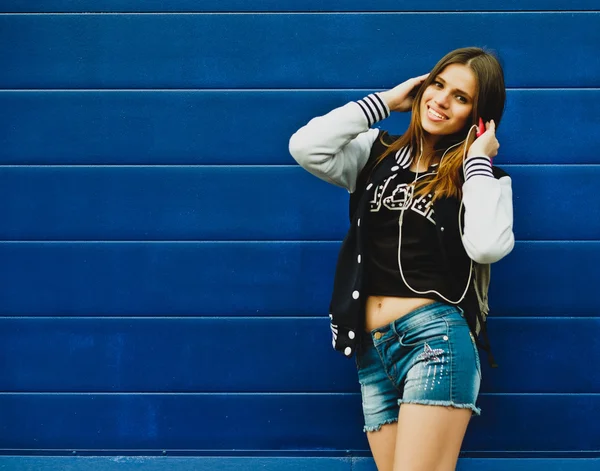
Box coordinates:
[391,166,399,171]
[348,330,355,340]
[443,335,449,341]
[357,255,361,263]
[352,290,360,300]
[344,347,352,356]
[366,183,373,190]
[357,218,361,227]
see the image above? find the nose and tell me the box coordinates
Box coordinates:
[433,90,451,108]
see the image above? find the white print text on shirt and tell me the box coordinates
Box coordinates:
[369,177,436,225]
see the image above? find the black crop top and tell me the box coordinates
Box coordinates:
[364,162,452,301]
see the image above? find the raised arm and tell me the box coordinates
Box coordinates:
[289,74,429,192]
[461,120,515,263]
[288,94,389,192]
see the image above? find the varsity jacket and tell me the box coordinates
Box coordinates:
[289,94,515,365]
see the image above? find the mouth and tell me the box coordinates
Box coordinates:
[426,105,448,122]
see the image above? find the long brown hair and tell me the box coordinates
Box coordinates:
[376,47,506,200]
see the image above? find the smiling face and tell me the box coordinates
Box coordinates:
[419,63,477,142]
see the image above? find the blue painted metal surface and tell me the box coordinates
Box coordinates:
[0,317,598,394]
[0,457,352,471]
[0,241,597,317]
[1,1,600,12]
[0,394,599,451]
[1,90,599,165]
[0,14,599,88]
[0,166,598,240]
[0,457,599,471]
[0,3,598,463]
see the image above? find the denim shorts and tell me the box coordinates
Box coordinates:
[356,302,481,432]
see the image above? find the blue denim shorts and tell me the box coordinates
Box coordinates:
[356,302,481,432]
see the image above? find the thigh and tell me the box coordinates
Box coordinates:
[390,310,481,471]
[366,422,397,471]
[393,403,471,471]
[356,335,402,471]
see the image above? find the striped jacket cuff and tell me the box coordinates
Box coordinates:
[355,93,390,127]
[464,156,493,180]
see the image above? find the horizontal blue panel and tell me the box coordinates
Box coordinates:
[0,14,599,88]
[0,457,598,471]
[1,90,598,165]
[0,393,598,451]
[0,317,598,394]
[0,242,339,316]
[0,318,355,393]
[0,457,351,471]
[0,242,597,317]
[1,1,598,12]
[480,318,600,393]
[504,90,600,165]
[480,242,599,316]
[510,166,600,240]
[0,166,598,241]
[0,167,348,241]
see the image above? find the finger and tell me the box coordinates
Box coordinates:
[413,73,430,84]
[485,120,496,135]
[404,74,429,97]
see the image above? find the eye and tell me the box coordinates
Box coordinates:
[455,95,468,104]
[433,81,443,88]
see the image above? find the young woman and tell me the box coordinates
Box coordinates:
[289,47,514,471]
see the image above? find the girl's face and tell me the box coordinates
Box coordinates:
[419,63,477,140]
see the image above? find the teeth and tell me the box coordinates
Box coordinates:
[429,108,445,120]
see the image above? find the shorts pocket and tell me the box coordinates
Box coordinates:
[397,318,449,348]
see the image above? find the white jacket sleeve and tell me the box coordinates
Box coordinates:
[289,93,390,193]
[461,156,515,264]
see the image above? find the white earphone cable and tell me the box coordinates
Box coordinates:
[396,125,479,305]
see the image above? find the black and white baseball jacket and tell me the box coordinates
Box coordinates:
[289,94,514,365]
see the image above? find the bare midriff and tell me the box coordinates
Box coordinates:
[364,296,437,332]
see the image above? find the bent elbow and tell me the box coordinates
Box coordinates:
[465,231,515,264]
[288,132,309,165]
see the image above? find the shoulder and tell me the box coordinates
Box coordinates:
[366,130,402,163]
[350,131,401,214]
[374,130,401,149]
[363,131,403,173]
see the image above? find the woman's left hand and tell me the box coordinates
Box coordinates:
[467,120,499,159]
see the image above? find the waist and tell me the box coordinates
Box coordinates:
[365,295,438,331]
[362,301,465,349]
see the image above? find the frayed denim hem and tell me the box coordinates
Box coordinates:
[398,399,481,416]
[363,417,398,433]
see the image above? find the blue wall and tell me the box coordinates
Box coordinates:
[0,2,599,469]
